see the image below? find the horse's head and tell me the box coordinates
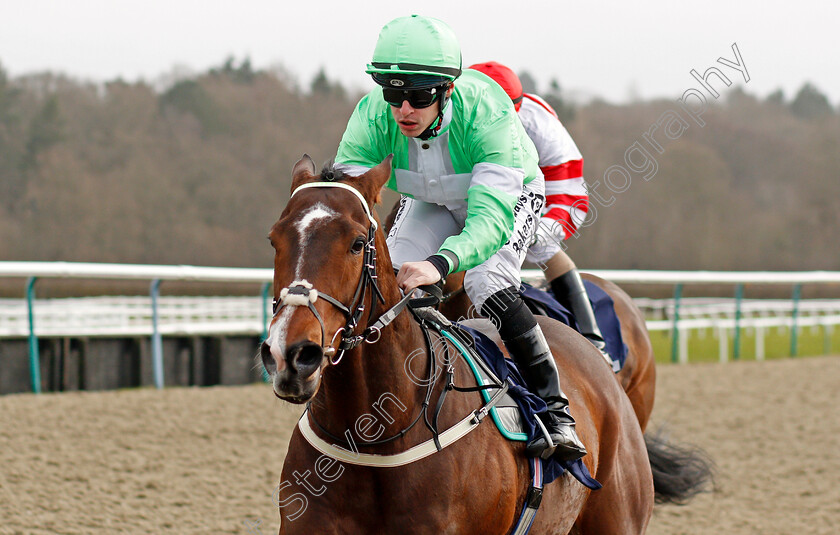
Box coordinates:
[261,154,393,403]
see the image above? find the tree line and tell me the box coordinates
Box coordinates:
[0,58,837,273]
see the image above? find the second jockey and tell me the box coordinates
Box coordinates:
[469,61,611,366]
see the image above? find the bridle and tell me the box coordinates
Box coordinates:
[271,181,431,365]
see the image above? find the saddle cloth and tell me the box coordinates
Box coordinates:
[519,281,627,373]
[449,322,601,490]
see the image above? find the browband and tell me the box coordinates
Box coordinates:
[291,182,378,231]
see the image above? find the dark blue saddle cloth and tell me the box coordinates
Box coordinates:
[520,281,627,372]
[456,324,601,490]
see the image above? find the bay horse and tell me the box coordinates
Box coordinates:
[262,156,705,534]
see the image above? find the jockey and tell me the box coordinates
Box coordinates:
[468,61,610,363]
[334,15,586,462]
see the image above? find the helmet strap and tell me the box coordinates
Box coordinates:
[418,84,450,141]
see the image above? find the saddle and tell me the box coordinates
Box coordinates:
[410,306,600,490]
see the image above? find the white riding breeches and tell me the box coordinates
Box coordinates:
[387,174,545,310]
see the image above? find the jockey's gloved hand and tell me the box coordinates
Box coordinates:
[396,260,443,294]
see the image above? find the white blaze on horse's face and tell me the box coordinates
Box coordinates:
[292,203,339,275]
[295,204,338,246]
[267,203,338,370]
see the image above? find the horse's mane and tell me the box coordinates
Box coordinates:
[319,160,381,204]
[320,161,346,182]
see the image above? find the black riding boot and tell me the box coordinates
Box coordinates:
[505,325,587,461]
[482,287,587,462]
[550,269,611,366]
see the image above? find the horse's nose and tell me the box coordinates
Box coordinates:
[260,341,282,375]
[285,340,324,378]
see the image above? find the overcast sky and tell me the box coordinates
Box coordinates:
[1,0,838,105]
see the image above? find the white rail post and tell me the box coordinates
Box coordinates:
[717,325,728,363]
[755,326,765,361]
[790,284,802,357]
[678,327,689,364]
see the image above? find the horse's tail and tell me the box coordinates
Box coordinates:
[645,427,715,504]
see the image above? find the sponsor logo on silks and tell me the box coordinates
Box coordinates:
[388,197,408,239]
[390,79,405,87]
[508,189,541,254]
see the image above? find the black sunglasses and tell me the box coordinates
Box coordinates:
[382,85,447,109]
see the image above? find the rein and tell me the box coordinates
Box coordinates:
[440,285,466,303]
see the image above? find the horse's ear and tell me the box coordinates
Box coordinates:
[290,154,317,192]
[358,154,393,205]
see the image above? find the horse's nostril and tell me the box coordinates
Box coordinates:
[287,341,324,376]
[261,342,276,375]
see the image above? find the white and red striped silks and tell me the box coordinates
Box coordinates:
[518,94,588,240]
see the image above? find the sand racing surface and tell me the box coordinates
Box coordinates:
[2,355,839,534]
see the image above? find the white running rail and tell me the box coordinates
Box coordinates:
[2,262,839,369]
[0,295,268,337]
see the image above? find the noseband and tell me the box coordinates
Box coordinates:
[272,181,387,364]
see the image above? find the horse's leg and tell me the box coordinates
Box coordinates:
[620,350,656,433]
[582,274,657,432]
[522,318,619,535]
[529,476,590,534]
[571,400,654,534]
[614,320,656,433]
[613,289,656,432]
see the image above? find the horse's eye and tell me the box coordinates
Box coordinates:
[351,237,366,255]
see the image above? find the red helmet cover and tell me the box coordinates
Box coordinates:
[468,61,524,111]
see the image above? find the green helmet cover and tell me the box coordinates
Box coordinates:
[366,15,462,87]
